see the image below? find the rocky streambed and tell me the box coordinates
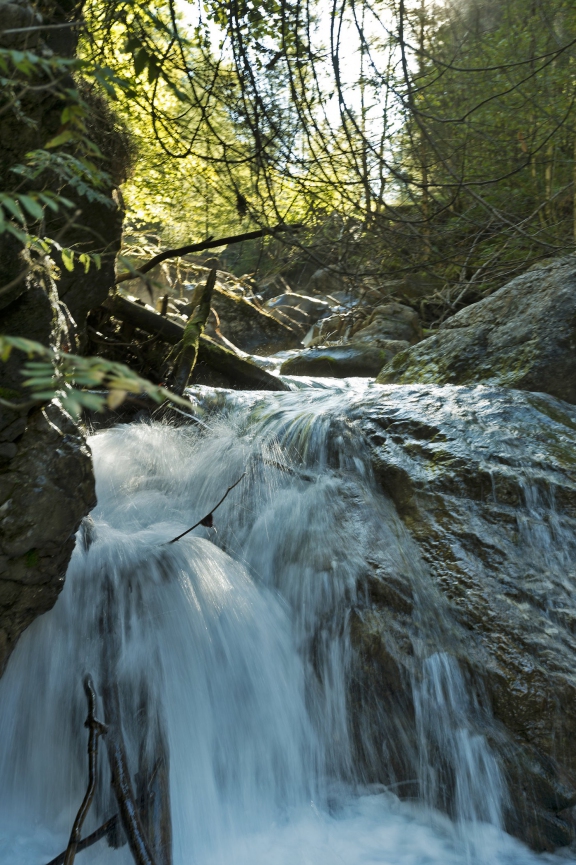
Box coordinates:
[3,245,576,855]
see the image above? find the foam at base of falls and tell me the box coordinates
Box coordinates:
[0,388,574,865]
[2,798,563,864]
[0,791,563,865]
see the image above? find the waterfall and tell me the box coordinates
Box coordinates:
[0,382,565,865]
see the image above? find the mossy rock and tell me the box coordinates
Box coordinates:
[377,256,576,405]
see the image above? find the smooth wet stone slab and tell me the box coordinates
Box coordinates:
[350,383,576,850]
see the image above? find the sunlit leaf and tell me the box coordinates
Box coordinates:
[107,388,128,409]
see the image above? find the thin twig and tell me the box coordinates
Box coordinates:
[62,676,107,865]
[45,816,118,865]
[167,473,246,544]
[1,22,82,35]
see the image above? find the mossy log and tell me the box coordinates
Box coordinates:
[102,295,289,392]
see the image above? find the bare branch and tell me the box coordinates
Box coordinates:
[168,473,246,544]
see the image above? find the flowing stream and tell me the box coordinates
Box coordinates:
[0,379,571,865]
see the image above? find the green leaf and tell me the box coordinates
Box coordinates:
[37,193,60,213]
[17,195,44,221]
[61,248,75,271]
[134,48,149,77]
[124,36,142,53]
[0,195,25,223]
[147,61,160,83]
[45,129,75,149]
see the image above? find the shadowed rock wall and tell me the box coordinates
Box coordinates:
[0,0,125,672]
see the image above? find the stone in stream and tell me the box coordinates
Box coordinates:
[281,301,423,375]
[349,383,576,851]
[264,292,331,334]
[377,256,576,404]
[352,301,423,345]
[280,342,406,377]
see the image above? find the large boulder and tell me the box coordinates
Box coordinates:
[0,0,127,674]
[350,383,576,850]
[377,257,576,403]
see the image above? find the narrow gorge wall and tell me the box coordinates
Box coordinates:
[0,0,125,672]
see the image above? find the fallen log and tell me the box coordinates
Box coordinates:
[102,295,290,392]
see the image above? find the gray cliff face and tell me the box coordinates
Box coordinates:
[377,256,576,404]
[349,383,576,850]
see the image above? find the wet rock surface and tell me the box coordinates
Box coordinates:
[377,256,576,404]
[0,1,125,673]
[350,383,576,850]
[280,343,405,377]
[0,403,95,674]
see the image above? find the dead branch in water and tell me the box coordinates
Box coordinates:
[168,473,246,544]
[101,681,159,865]
[62,676,107,865]
[46,816,118,865]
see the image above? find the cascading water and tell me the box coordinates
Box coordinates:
[0,380,569,865]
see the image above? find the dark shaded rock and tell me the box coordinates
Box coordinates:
[350,383,576,850]
[0,1,126,674]
[280,342,404,377]
[210,283,299,354]
[377,257,576,404]
[306,266,347,296]
[0,403,95,674]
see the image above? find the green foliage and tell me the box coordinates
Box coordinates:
[0,336,190,417]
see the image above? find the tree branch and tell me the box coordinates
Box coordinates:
[101,681,158,865]
[46,817,118,865]
[172,268,216,395]
[62,676,107,865]
[114,224,300,284]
